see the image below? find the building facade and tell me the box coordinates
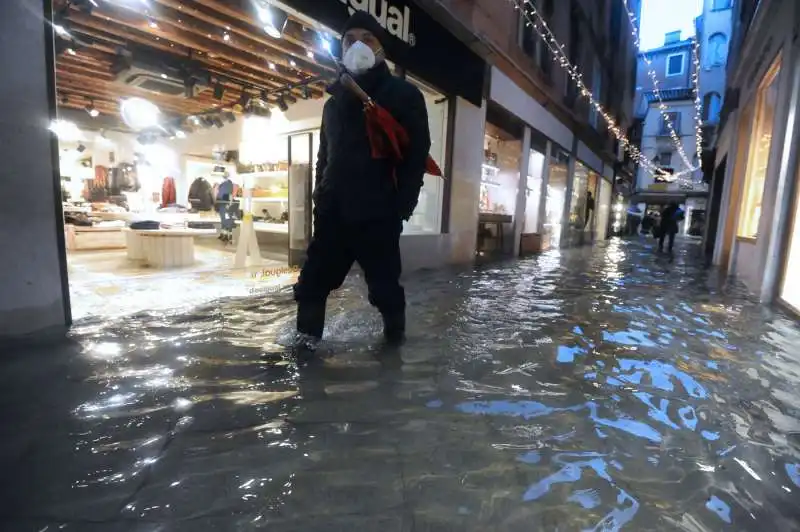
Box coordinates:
[0,0,640,342]
[709,0,800,315]
[418,0,641,251]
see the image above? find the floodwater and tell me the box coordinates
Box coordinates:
[2,238,800,531]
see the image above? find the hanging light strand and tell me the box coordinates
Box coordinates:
[511,0,662,176]
[622,1,697,173]
[691,36,703,169]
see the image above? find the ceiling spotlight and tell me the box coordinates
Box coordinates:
[175,130,186,139]
[53,24,69,38]
[189,115,201,125]
[290,60,297,67]
[277,95,288,112]
[67,48,77,56]
[223,112,236,123]
[85,100,99,118]
[233,92,251,113]
[212,117,224,128]
[260,89,268,102]
[201,116,215,128]
[149,21,158,29]
[120,97,160,130]
[268,62,276,70]
[213,81,224,100]
[307,51,314,59]
[321,38,332,54]
[259,5,288,39]
[223,33,230,42]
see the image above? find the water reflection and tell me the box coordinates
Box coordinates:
[3,238,800,530]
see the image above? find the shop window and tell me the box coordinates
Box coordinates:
[545,147,569,247]
[737,56,781,239]
[569,161,590,229]
[518,0,553,78]
[405,76,448,234]
[666,53,685,77]
[707,33,728,67]
[657,152,673,167]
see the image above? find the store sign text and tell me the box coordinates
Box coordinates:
[339,0,416,46]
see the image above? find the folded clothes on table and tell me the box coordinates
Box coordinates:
[129,220,161,230]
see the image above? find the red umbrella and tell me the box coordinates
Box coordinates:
[340,73,443,187]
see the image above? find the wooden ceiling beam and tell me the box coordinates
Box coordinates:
[80,6,314,89]
[149,0,333,75]
[189,0,332,63]
[68,15,319,100]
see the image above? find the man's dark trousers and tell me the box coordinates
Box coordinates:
[293,212,404,338]
[659,230,676,253]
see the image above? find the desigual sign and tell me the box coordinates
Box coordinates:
[339,0,415,46]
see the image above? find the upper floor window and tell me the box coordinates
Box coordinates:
[660,111,681,135]
[666,53,685,76]
[707,33,729,67]
[703,92,722,122]
[658,152,673,167]
[518,0,554,77]
[712,0,732,10]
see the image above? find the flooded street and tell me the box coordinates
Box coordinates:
[2,237,800,531]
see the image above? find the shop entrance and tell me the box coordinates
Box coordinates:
[50,0,332,319]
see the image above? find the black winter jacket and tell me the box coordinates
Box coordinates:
[314,62,431,222]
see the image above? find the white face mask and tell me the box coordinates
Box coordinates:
[342,40,377,74]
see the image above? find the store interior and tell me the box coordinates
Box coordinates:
[51,0,344,318]
[478,121,521,255]
[51,0,450,319]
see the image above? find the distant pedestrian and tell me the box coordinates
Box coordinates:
[657,202,685,254]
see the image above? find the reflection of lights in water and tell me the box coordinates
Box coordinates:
[88,342,122,358]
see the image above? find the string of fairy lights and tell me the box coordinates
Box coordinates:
[691,37,704,165]
[509,0,664,177]
[513,0,705,183]
[622,0,696,175]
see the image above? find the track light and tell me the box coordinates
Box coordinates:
[301,86,310,100]
[260,89,268,102]
[85,100,99,118]
[277,95,288,112]
[213,81,224,100]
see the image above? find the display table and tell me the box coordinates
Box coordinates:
[65,225,126,251]
[125,228,217,268]
[478,213,513,252]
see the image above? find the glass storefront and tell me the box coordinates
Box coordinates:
[569,161,590,231]
[545,147,569,247]
[737,54,782,239]
[780,163,800,313]
[478,122,522,254]
[596,177,613,241]
[523,149,546,234]
[405,77,448,234]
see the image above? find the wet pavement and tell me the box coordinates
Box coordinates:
[2,237,800,531]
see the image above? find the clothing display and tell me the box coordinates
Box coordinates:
[157,204,188,213]
[129,220,161,230]
[161,177,176,207]
[315,61,430,222]
[188,177,214,211]
[188,221,215,230]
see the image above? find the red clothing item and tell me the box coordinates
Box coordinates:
[161,177,176,207]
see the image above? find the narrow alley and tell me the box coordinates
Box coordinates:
[2,237,799,531]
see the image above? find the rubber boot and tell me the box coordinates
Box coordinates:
[295,302,325,353]
[382,311,406,345]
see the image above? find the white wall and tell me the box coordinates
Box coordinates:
[489,66,574,150]
[0,3,68,340]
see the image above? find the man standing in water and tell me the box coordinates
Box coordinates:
[658,202,685,254]
[292,12,431,352]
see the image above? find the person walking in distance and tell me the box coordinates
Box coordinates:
[292,11,431,352]
[658,202,685,254]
